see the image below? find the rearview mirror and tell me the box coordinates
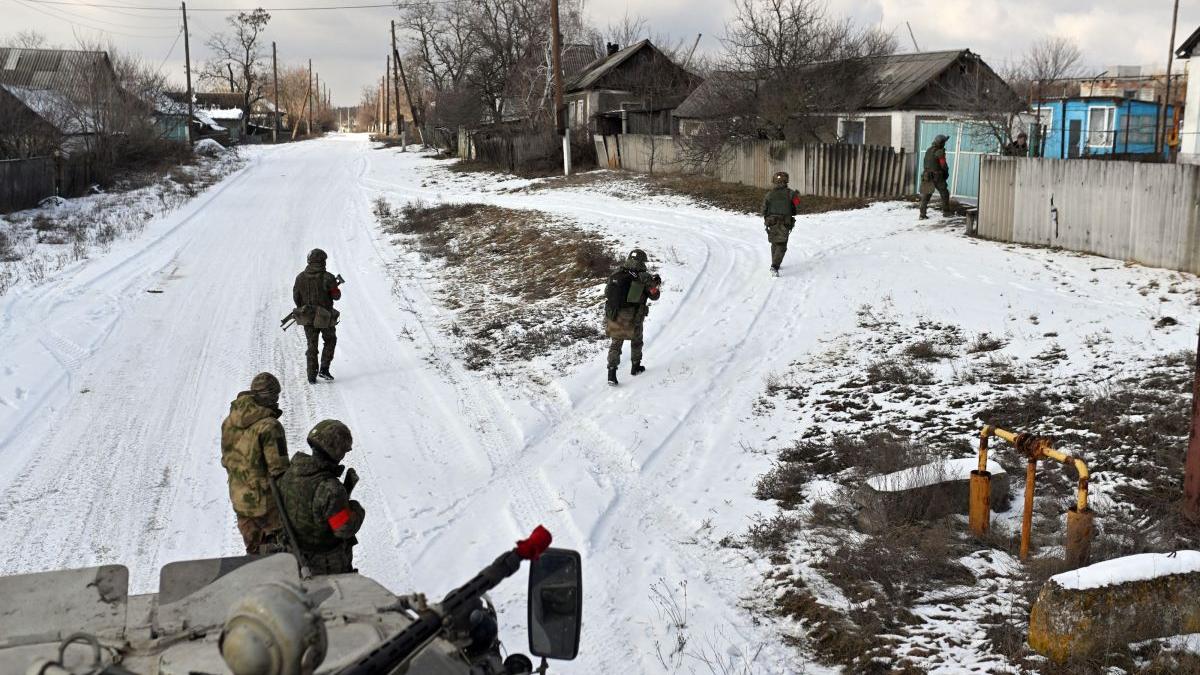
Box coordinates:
[527,548,582,660]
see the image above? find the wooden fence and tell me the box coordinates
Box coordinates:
[0,156,97,213]
[978,156,1200,274]
[457,129,559,172]
[594,134,910,198]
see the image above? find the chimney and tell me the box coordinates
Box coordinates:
[607,42,619,56]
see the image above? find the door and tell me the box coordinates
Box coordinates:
[1067,119,1082,158]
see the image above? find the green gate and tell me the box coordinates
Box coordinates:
[916,120,1000,203]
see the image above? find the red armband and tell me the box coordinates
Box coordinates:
[938,157,947,168]
[327,507,351,531]
[648,287,660,300]
[329,286,341,300]
[791,195,800,207]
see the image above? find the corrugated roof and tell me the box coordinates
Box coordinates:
[0,83,91,133]
[672,71,756,118]
[1177,25,1200,59]
[567,39,650,92]
[562,44,598,80]
[674,50,972,118]
[0,48,118,101]
[860,50,965,108]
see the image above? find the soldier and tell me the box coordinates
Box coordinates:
[292,248,342,384]
[220,372,290,555]
[1003,131,1030,157]
[762,171,800,276]
[919,134,952,220]
[604,249,661,386]
[277,419,365,575]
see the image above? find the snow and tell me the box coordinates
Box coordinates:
[194,138,226,155]
[867,457,1005,492]
[0,134,1196,673]
[205,107,244,120]
[1052,551,1200,590]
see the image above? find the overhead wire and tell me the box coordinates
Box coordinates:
[16,0,431,11]
[6,0,181,38]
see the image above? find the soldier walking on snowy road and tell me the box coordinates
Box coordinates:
[292,248,342,384]
[277,419,365,575]
[220,372,290,555]
[919,135,952,219]
[604,249,661,386]
[762,171,800,276]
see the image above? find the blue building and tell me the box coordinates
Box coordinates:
[1032,97,1174,158]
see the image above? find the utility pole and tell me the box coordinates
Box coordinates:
[550,0,568,175]
[395,44,423,145]
[1159,0,1181,157]
[271,41,279,143]
[307,59,313,136]
[391,20,403,139]
[315,72,320,131]
[181,2,193,147]
[384,54,391,136]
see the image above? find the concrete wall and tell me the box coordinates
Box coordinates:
[1180,60,1200,164]
[595,133,911,198]
[978,156,1200,274]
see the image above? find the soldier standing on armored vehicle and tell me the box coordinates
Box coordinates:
[292,248,342,384]
[762,171,800,276]
[919,134,952,219]
[220,372,290,555]
[604,249,661,387]
[278,419,366,575]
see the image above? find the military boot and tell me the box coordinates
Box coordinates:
[607,368,618,386]
[318,367,334,381]
[631,363,646,376]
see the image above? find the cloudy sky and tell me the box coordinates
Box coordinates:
[4,0,1198,106]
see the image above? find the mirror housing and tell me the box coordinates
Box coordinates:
[527,548,582,660]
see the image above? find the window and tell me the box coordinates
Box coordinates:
[839,118,865,145]
[1126,114,1157,145]
[1035,107,1054,137]
[1087,106,1116,148]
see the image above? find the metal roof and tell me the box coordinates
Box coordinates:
[1177,25,1200,59]
[0,83,90,134]
[561,44,598,80]
[566,39,650,92]
[0,48,118,101]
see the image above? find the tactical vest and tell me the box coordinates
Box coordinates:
[278,453,344,553]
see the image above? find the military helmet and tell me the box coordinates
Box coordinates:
[250,372,281,405]
[772,171,789,187]
[933,134,949,147]
[307,419,353,462]
[307,248,328,264]
[627,249,648,264]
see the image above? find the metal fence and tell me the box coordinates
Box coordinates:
[978,156,1200,275]
[595,134,910,198]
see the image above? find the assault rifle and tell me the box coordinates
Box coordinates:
[281,274,345,331]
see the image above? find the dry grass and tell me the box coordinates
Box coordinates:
[375,197,621,371]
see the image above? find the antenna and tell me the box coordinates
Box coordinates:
[905,21,920,52]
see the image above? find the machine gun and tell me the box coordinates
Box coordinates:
[281,274,346,331]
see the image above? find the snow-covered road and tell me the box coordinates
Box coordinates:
[2,134,1196,673]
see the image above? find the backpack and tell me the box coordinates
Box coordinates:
[604,269,635,320]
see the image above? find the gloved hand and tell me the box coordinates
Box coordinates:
[343,467,359,496]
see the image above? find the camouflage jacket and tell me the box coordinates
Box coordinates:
[220,393,289,518]
[277,451,365,554]
[923,146,948,182]
[293,263,340,310]
[762,186,800,219]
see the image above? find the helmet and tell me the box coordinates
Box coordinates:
[627,249,648,264]
[772,171,789,187]
[933,134,949,147]
[250,372,281,405]
[307,419,353,462]
[307,248,327,264]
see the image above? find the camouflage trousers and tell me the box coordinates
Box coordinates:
[304,325,337,378]
[303,542,356,575]
[607,317,645,369]
[236,512,284,556]
[919,179,951,217]
[771,242,788,269]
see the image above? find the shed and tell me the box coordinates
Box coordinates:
[1032,96,1174,159]
[565,40,700,135]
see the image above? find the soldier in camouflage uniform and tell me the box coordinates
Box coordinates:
[220,372,290,555]
[604,249,661,386]
[277,419,365,575]
[919,134,952,219]
[762,171,800,276]
[293,248,343,384]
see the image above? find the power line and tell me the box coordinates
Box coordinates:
[157,26,184,70]
[18,0,426,11]
[7,0,181,38]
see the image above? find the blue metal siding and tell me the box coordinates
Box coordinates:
[1035,99,1172,158]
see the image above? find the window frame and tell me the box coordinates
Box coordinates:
[838,116,866,145]
[1086,105,1117,149]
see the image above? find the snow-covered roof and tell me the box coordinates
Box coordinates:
[205,107,243,120]
[1052,551,1200,591]
[866,457,1004,493]
[192,109,226,132]
[0,83,90,134]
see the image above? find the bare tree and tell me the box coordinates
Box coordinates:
[929,54,1026,151]
[2,30,51,49]
[356,85,380,131]
[201,8,271,135]
[399,0,475,93]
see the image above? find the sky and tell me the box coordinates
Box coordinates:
[2,0,1198,107]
